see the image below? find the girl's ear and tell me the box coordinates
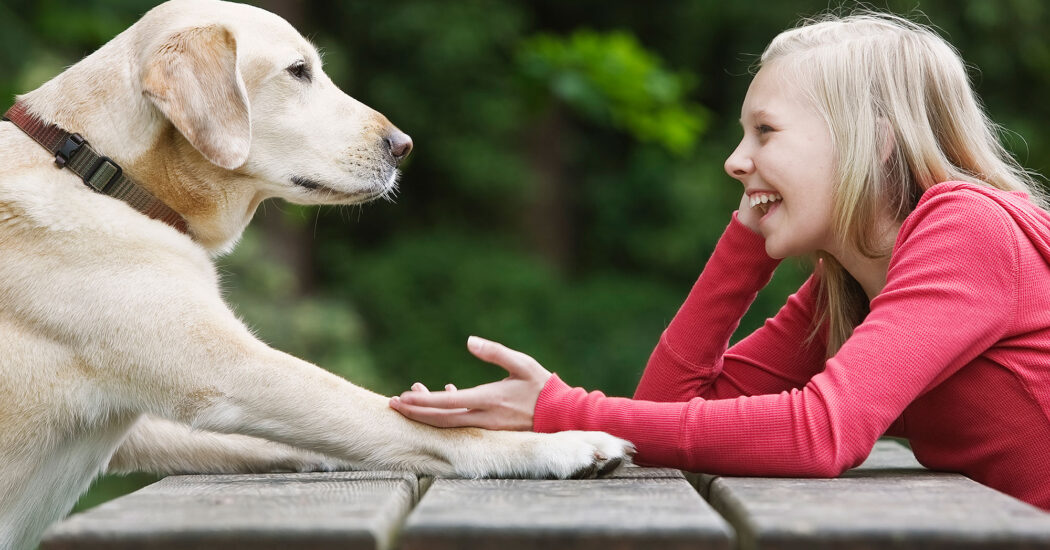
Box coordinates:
[877,118,896,164]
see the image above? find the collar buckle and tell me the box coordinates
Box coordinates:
[55,133,86,168]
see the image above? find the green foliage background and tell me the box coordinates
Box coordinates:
[1,0,1047,514]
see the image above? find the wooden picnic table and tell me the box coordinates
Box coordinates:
[41,440,1050,549]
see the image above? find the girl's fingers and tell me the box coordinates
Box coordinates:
[409,382,456,393]
[389,397,476,428]
[391,399,516,431]
[396,386,487,410]
[467,336,539,377]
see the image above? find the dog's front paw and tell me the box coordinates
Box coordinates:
[451,430,635,479]
[534,431,636,479]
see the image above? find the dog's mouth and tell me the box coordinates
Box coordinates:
[291,175,357,197]
[291,175,392,203]
[291,175,327,192]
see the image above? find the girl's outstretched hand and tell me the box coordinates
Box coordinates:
[388,336,552,431]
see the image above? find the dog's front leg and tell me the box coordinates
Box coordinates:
[161,335,631,479]
[52,251,631,479]
[107,415,358,475]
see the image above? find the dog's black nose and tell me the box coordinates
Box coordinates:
[386,130,413,163]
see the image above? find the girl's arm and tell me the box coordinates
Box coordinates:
[633,227,827,403]
[634,192,828,403]
[533,191,1017,474]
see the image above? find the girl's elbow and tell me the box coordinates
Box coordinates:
[809,455,853,477]
[807,442,869,477]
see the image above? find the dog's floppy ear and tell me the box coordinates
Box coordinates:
[142,25,251,170]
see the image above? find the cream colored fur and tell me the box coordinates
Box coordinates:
[0,1,632,548]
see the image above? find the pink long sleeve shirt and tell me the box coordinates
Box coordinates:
[534,181,1050,510]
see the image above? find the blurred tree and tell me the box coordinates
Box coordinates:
[518,30,707,155]
[516,30,708,270]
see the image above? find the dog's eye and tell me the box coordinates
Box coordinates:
[287,61,311,82]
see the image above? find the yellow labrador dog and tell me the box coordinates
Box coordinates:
[0,0,633,547]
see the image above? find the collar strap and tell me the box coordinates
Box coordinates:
[3,101,188,234]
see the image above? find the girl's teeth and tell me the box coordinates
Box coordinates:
[749,193,782,209]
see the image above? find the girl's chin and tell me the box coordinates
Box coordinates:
[764,234,818,260]
[762,229,801,259]
[763,241,790,260]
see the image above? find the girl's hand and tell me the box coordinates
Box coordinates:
[388,336,552,431]
[736,191,763,234]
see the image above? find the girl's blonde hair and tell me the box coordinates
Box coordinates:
[759,11,1048,355]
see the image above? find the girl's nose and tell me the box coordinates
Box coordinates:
[724,143,754,180]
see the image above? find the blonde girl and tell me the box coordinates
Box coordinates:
[391,12,1050,510]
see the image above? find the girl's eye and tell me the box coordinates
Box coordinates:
[756,124,774,134]
[287,61,311,82]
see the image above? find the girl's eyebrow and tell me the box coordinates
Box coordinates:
[739,108,772,126]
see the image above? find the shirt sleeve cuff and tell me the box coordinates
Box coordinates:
[533,373,577,433]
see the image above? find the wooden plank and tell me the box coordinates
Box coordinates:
[41,471,419,550]
[606,465,688,479]
[851,438,922,470]
[689,439,921,499]
[399,467,734,550]
[707,440,1050,549]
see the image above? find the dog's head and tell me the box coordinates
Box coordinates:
[137,0,411,206]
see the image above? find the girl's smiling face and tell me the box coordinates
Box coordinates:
[724,59,840,259]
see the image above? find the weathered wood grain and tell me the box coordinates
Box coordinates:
[39,441,1050,549]
[40,471,418,550]
[707,440,1050,549]
[690,438,922,499]
[606,465,687,479]
[850,438,923,470]
[398,469,734,550]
